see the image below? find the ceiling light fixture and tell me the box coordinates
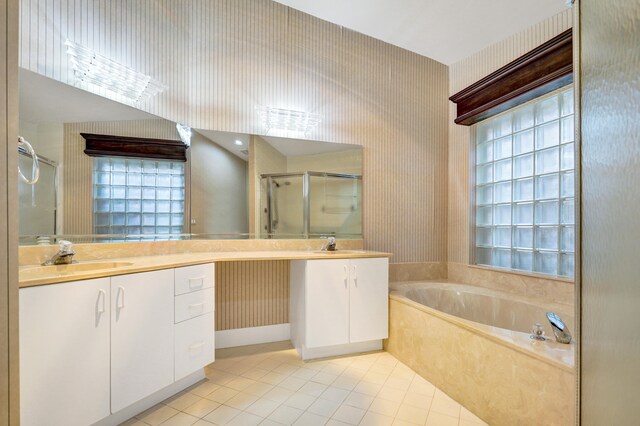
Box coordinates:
[234,140,244,146]
[256,106,322,138]
[65,40,166,104]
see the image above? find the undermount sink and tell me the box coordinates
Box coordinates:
[22,261,134,275]
[312,250,368,255]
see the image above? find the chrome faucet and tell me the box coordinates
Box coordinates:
[321,236,337,252]
[546,312,572,344]
[42,240,76,266]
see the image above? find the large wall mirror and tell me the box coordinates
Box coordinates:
[19,70,363,245]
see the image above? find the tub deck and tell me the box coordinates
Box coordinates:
[386,280,576,426]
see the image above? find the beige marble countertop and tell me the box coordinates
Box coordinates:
[19,250,392,288]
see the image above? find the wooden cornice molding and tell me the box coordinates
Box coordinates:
[81,133,189,162]
[450,29,573,126]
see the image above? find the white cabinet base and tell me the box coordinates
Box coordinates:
[290,258,388,361]
[216,323,291,349]
[298,340,382,361]
[93,370,204,426]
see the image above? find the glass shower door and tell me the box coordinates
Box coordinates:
[308,174,362,237]
[261,174,305,238]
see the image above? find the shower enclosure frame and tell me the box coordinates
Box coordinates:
[260,171,362,238]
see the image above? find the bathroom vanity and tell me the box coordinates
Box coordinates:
[290,258,389,360]
[20,264,215,426]
[18,250,390,426]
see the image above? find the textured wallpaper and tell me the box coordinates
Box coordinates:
[20,0,449,263]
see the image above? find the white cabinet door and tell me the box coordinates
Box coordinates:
[175,312,215,380]
[111,270,175,412]
[305,259,350,348]
[174,287,214,323]
[349,258,389,343]
[20,278,111,426]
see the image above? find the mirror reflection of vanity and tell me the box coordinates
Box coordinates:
[18,69,363,244]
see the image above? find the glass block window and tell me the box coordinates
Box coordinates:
[93,157,185,236]
[474,86,575,277]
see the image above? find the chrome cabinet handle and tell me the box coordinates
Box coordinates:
[188,302,205,314]
[188,277,205,290]
[343,265,348,288]
[352,265,358,287]
[97,289,106,314]
[189,341,205,351]
[116,286,125,310]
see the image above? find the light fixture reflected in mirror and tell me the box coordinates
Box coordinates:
[256,106,322,138]
[176,124,192,146]
[65,40,166,104]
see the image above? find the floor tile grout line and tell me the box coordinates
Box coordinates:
[124,343,487,426]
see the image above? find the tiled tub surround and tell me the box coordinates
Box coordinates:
[448,262,574,306]
[386,281,575,426]
[388,262,448,282]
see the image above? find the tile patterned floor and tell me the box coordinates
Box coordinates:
[122,342,488,426]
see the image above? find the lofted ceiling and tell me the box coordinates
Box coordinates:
[273,0,569,65]
[19,69,156,124]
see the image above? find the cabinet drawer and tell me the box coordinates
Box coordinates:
[175,312,215,381]
[175,288,214,323]
[175,263,215,295]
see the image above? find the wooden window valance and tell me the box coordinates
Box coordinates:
[82,133,189,162]
[450,29,573,126]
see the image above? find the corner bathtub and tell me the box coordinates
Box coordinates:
[386,282,575,426]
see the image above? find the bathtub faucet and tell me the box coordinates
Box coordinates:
[546,312,572,344]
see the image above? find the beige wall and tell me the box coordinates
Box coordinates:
[1,0,20,423]
[447,9,574,298]
[286,149,362,175]
[20,0,449,264]
[249,135,287,235]
[62,119,179,234]
[251,136,288,176]
[190,131,248,235]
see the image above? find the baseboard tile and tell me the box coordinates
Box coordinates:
[300,340,383,360]
[215,323,291,349]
